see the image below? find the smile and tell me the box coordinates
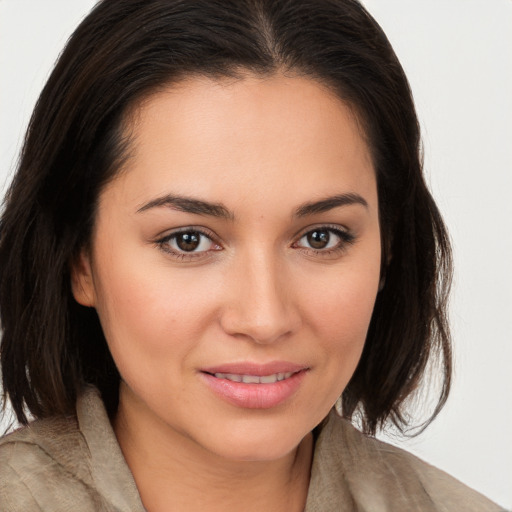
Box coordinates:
[212,372,295,384]
[201,365,308,409]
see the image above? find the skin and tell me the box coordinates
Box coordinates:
[72,73,382,512]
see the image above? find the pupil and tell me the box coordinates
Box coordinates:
[307,230,329,249]
[176,232,200,251]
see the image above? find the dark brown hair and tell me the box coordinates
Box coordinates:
[0,0,452,435]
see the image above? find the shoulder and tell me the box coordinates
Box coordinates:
[308,410,505,512]
[0,398,109,511]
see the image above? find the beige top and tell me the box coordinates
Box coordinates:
[0,387,504,511]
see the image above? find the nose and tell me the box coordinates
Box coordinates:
[219,249,301,345]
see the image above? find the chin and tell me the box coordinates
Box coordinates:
[196,414,312,463]
[212,437,302,463]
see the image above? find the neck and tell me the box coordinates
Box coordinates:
[113,385,314,512]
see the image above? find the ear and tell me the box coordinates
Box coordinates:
[70,249,96,307]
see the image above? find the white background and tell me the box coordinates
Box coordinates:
[1,1,511,508]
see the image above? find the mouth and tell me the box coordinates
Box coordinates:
[200,363,309,409]
[207,371,296,384]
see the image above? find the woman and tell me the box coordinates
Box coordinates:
[0,0,504,510]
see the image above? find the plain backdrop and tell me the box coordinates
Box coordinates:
[1,1,511,508]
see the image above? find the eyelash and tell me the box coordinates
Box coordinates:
[155,227,220,260]
[293,225,356,257]
[155,225,355,261]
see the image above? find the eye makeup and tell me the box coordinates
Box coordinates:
[292,224,356,259]
[155,226,222,261]
[154,223,356,262]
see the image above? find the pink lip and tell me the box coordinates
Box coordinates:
[200,361,309,409]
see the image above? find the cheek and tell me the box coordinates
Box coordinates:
[315,291,375,370]
[309,260,380,335]
[90,253,213,375]
[304,258,380,375]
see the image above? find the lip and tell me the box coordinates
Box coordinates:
[200,361,309,409]
[201,361,307,376]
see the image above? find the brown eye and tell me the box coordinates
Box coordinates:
[295,226,354,254]
[306,229,331,249]
[161,230,218,254]
[175,232,201,252]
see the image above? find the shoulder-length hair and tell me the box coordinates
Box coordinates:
[0,0,452,435]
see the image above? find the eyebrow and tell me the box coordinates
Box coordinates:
[137,194,234,219]
[294,193,368,217]
[136,192,368,219]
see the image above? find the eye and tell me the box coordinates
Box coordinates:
[294,226,355,254]
[171,231,211,252]
[157,229,221,257]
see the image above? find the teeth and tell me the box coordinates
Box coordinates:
[242,375,260,384]
[213,372,294,383]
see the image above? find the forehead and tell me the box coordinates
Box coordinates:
[108,73,376,214]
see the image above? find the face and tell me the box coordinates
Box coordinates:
[72,73,381,462]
